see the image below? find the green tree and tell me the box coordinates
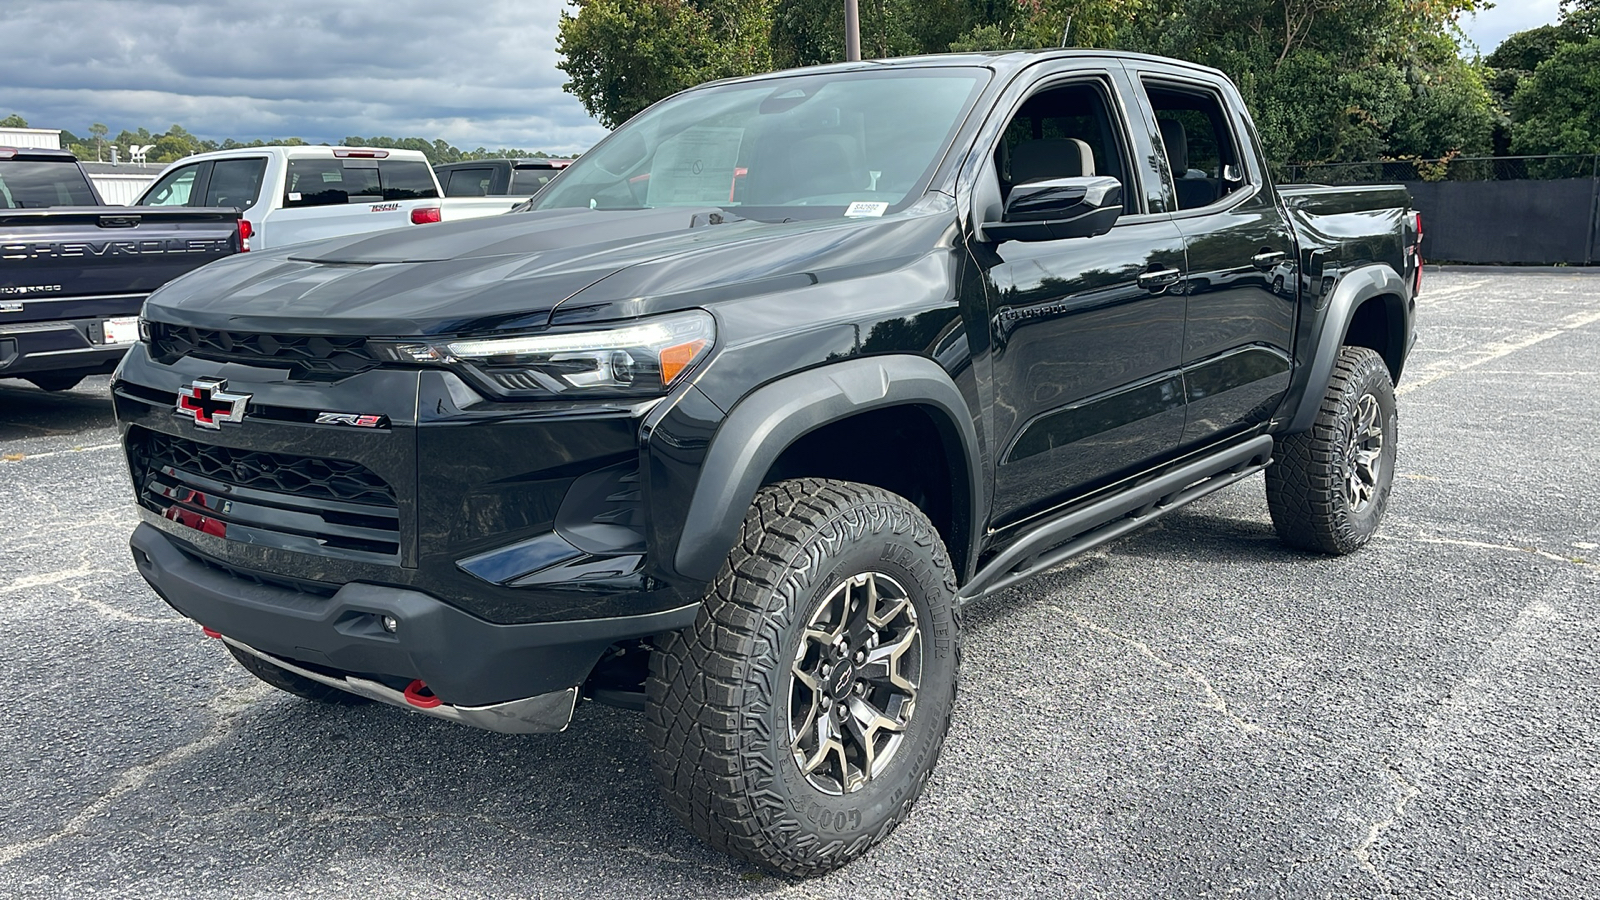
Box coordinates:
[1113,0,1494,164]
[0,114,27,128]
[89,122,108,161]
[1510,37,1600,156]
[557,0,774,128]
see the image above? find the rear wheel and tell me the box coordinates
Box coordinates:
[646,478,960,876]
[225,643,369,705]
[1266,345,1398,554]
[27,374,84,392]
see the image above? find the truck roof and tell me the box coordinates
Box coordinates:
[148,145,433,166]
[696,48,1229,89]
[0,147,83,163]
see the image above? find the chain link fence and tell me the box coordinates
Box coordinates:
[1277,155,1600,266]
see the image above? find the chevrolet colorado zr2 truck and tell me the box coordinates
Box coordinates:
[1,147,240,391]
[113,50,1420,875]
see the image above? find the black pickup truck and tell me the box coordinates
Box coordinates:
[0,147,240,391]
[114,51,1419,875]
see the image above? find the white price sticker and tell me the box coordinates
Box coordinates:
[103,316,140,345]
[844,201,889,218]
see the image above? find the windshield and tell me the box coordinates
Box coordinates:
[535,69,987,221]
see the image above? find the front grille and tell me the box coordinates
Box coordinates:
[148,322,379,374]
[130,429,401,559]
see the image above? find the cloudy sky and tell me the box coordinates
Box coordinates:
[1459,0,1565,54]
[0,0,606,154]
[0,0,1568,155]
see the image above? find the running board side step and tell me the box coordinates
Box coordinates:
[957,435,1274,605]
[223,638,578,733]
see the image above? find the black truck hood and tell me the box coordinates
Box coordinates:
[140,201,953,337]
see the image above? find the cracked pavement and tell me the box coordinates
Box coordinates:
[1,270,1597,898]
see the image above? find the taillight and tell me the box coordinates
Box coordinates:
[410,206,442,225]
[237,219,253,252]
[1412,211,1424,296]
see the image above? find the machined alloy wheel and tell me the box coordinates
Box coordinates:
[1266,345,1399,554]
[647,478,960,877]
[1344,393,1385,512]
[790,571,922,795]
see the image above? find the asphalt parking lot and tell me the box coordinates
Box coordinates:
[1,270,1597,899]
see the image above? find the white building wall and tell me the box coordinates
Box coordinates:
[90,174,158,206]
[0,127,63,149]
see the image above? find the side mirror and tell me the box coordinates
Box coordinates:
[980,175,1122,243]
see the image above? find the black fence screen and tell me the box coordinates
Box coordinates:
[1279,155,1600,266]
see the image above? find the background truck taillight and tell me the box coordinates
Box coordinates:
[410,207,442,225]
[237,219,253,252]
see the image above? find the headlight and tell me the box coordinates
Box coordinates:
[372,310,715,398]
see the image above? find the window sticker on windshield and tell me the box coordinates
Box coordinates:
[647,126,745,206]
[288,192,302,202]
[845,201,889,218]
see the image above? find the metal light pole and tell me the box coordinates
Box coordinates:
[845,0,861,61]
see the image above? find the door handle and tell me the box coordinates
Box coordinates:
[1252,250,1287,270]
[1138,267,1183,291]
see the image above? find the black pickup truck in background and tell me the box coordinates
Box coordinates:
[0,147,241,391]
[434,158,572,199]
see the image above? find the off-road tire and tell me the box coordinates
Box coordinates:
[1267,345,1398,554]
[225,643,369,705]
[646,478,960,877]
[27,374,84,392]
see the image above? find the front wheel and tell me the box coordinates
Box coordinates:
[646,478,960,876]
[1266,345,1398,554]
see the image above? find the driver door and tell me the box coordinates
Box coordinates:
[965,72,1189,528]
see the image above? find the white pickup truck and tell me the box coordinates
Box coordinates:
[135,146,512,251]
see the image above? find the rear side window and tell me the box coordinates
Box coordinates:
[282,157,439,208]
[443,167,493,197]
[1143,83,1247,211]
[0,161,101,208]
[203,158,267,210]
[510,166,560,194]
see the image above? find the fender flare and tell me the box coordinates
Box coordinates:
[672,355,985,584]
[1287,263,1407,434]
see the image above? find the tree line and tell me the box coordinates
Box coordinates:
[556,0,1600,166]
[0,116,561,166]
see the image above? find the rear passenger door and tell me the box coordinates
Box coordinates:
[965,67,1190,527]
[1127,65,1297,446]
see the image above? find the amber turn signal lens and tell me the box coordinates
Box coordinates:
[659,339,709,386]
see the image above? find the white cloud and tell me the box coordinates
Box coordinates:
[1459,0,1565,55]
[0,0,607,154]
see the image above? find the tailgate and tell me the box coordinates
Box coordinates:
[0,206,241,315]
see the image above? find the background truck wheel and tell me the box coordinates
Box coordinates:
[646,478,960,876]
[1266,345,1398,554]
[27,374,84,392]
[224,643,369,705]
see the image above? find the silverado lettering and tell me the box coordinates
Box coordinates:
[113,51,1419,878]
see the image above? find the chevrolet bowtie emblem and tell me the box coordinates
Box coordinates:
[175,377,251,429]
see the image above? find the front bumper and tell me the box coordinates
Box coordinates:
[0,317,131,379]
[132,523,697,715]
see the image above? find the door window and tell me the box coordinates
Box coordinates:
[142,163,202,206]
[444,168,494,196]
[993,79,1132,213]
[510,166,562,194]
[202,158,267,210]
[1143,83,1246,211]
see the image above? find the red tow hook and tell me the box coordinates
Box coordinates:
[404,679,443,709]
[201,627,222,639]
